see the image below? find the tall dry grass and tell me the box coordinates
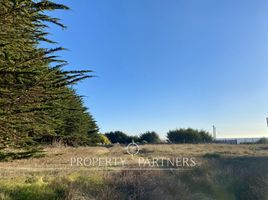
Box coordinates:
[0,144,267,199]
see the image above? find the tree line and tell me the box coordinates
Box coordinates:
[0,0,102,148]
[105,128,213,144]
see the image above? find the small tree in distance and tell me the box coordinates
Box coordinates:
[167,128,212,144]
[140,131,160,144]
[105,131,131,144]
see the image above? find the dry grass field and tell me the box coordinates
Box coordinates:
[0,144,268,200]
[0,144,267,171]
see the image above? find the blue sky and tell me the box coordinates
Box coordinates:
[48,0,268,138]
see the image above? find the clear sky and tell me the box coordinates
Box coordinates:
[47,0,268,138]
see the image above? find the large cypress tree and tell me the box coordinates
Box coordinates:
[0,0,98,147]
[36,88,99,146]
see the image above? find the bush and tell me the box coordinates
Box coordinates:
[167,128,212,144]
[98,134,111,145]
[128,136,141,143]
[140,132,160,144]
[105,131,131,144]
[256,137,268,144]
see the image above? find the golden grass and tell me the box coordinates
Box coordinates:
[0,144,267,175]
[0,144,267,199]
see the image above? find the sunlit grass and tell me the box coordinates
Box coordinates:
[0,144,267,199]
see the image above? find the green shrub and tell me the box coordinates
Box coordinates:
[167,128,212,143]
[105,131,131,144]
[140,131,160,144]
[256,137,268,144]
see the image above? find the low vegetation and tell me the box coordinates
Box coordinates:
[257,137,268,144]
[105,129,213,144]
[167,128,213,143]
[0,144,267,200]
[139,131,160,144]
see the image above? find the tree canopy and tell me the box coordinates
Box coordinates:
[105,131,131,144]
[0,0,98,147]
[167,128,212,144]
[140,131,160,144]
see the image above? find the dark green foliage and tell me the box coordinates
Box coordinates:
[105,129,212,144]
[256,137,268,144]
[105,131,131,144]
[129,135,141,143]
[48,88,98,146]
[140,131,160,144]
[104,131,160,144]
[167,128,212,143]
[203,153,221,159]
[0,0,98,147]
[0,148,44,161]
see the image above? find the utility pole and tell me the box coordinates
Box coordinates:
[266,117,268,140]
[213,125,217,140]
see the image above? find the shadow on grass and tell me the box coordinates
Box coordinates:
[203,152,222,159]
[183,156,268,200]
[0,148,44,162]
